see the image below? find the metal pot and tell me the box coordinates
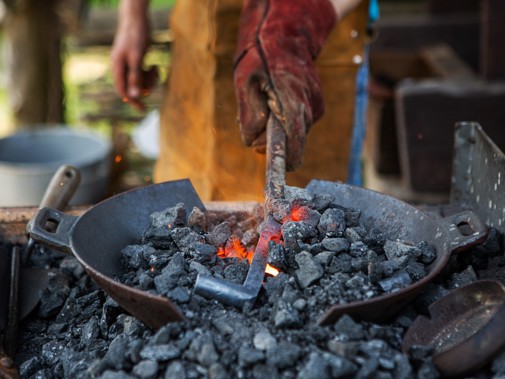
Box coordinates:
[0,127,111,206]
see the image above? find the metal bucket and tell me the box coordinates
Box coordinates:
[0,127,111,206]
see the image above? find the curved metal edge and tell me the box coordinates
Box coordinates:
[403,280,505,377]
[86,268,185,330]
[433,300,505,377]
[437,210,489,254]
[28,207,78,255]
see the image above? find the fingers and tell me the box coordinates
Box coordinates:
[111,26,157,112]
[234,50,270,147]
[110,51,127,99]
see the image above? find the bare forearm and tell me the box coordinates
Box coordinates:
[329,0,363,18]
[117,0,150,26]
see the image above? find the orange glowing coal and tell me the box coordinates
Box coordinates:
[281,204,308,224]
[290,205,306,222]
[217,236,279,276]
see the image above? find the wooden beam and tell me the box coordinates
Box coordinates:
[420,43,476,81]
[481,0,505,80]
[372,15,480,71]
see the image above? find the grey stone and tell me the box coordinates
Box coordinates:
[189,261,212,276]
[41,340,65,367]
[210,222,232,247]
[104,335,130,370]
[97,370,135,379]
[140,344,181,361]
[333,315,365,340]
[384,240,421,266]
[344,227,362,242]
[209,363,230,379]
[273,299,303,328]
[223,259,249,284]
[167,287,191,304]
[132,360,159,379]
[266,341,302,369]
[188,206,207,231]
[322,352,358,378]
[197,342,219,367]
[164,361,186,379]
[318,208,346,237]
[238,346,264,367]
[297,352,330,379]
[284,185,314,207]
[171,227,206,251]
[294,252,324,288]
[253,330,276,351]
[321,238,350,253]
[19,356,43,378]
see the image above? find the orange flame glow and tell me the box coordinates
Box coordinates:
[216,236,279,276]
[290,205,305,222]
[265,264,280,276]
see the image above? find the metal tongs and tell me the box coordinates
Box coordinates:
[195,110,286,307]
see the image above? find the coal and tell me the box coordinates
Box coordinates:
[13,191,505,379]
[294,251,324,288]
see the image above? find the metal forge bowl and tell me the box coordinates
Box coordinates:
[29,179,487,329]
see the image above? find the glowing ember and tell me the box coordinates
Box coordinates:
[290,205,305,222]
[218,236,250,261]
[265,264,280,276]
[217,236,279,276]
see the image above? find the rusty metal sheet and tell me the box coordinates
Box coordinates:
[451,122,505,234]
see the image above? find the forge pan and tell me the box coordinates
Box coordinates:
[29,179,487,329]
[403,280,505,377]
[29,179,204,330]
[306,180,488,324]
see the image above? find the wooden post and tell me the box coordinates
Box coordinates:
[2,0,64,129]
[481,0,505,80]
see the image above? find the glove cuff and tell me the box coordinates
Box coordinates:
[235,0,337,63]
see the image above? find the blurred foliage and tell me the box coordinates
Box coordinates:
[88,0,175,8]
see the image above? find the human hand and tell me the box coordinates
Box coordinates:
[233,0,337,171]
[111,0,158,112]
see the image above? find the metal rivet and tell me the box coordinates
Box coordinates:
[0,357,14,369]
[350,29,359,39]
[352,55,363,65]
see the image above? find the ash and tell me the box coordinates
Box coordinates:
[14,187,505,379]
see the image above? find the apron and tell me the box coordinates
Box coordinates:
[154,0,369,202]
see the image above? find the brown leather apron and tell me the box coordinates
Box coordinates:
[154,0,369,202]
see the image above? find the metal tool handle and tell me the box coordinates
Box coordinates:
[438,210,488,254]
[39,165,81,210]
[194,114,287,308]
[265,114,287,207]
[23,165,80,263]
[29,208,78,255]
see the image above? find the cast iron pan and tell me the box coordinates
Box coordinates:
[403,280,505,377]
[29,179,204,330]
[306,180,488,324]
[29,179,487,330]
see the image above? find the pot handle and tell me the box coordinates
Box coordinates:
[438,211,488,253]
[28,207,78,255]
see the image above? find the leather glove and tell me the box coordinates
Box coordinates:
[233,0,337,171]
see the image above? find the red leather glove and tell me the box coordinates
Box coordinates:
[234,0,337,171]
